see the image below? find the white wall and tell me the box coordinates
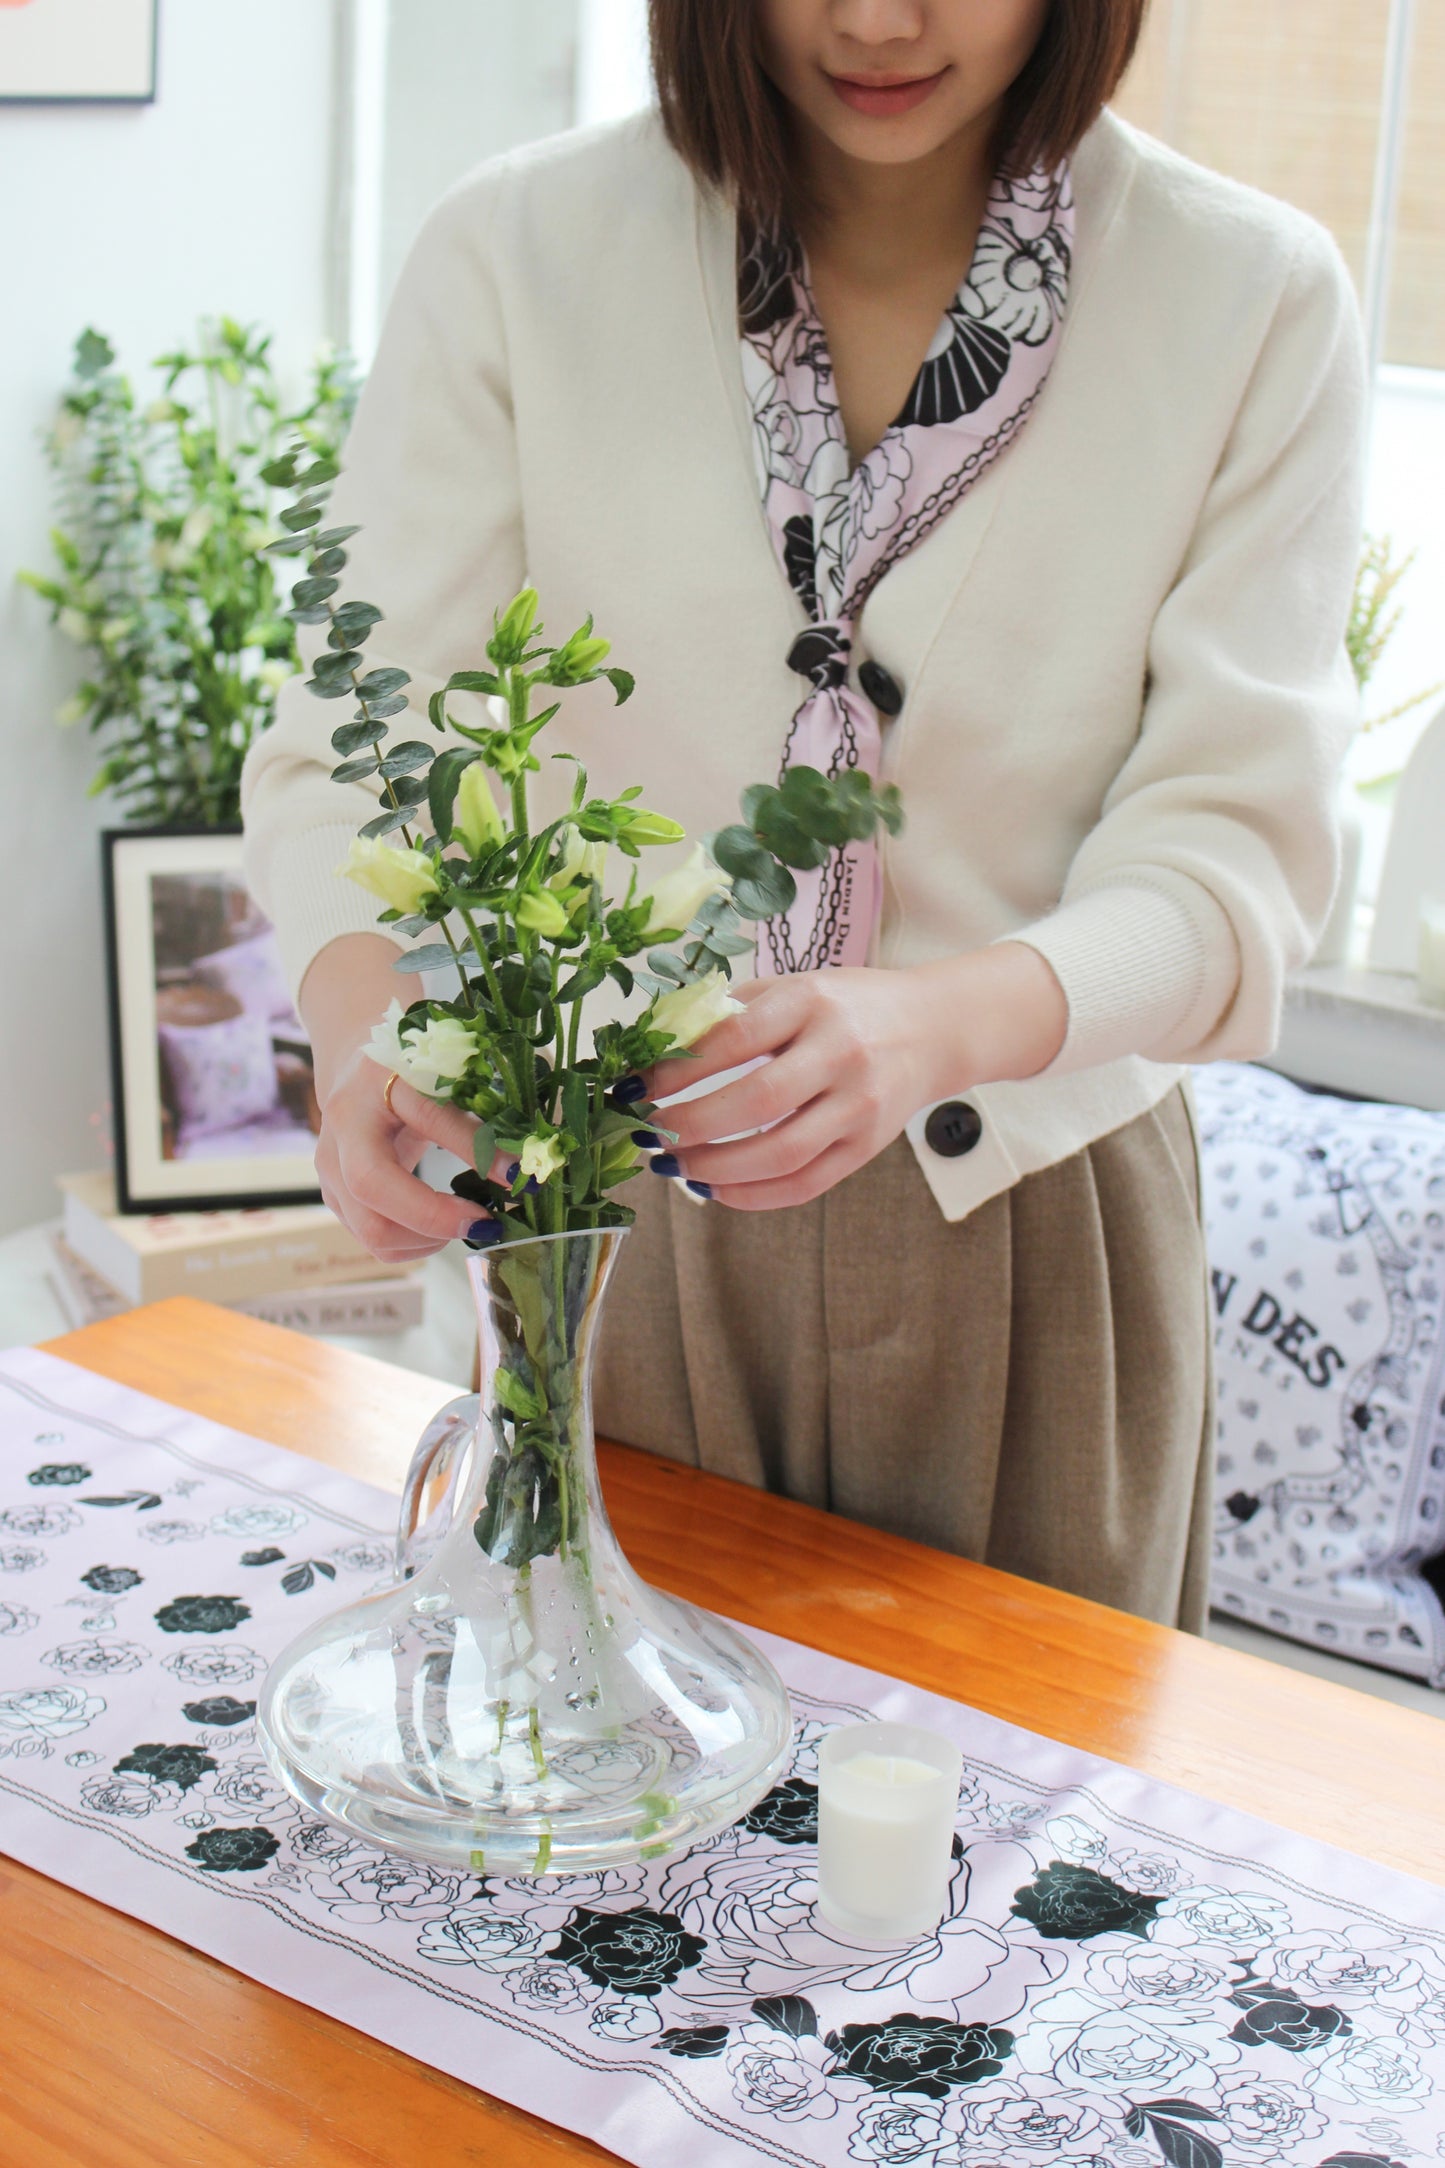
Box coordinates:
[0,0,338,1242]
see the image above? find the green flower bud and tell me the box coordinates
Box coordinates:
[618,808,686,848]
[515,888,570,937]
[455,761,506,856]
[549,622,612,686]
[489,586,540,664]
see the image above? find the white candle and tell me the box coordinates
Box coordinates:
[1418,899,1445,1007]
[816,1721,963,1943]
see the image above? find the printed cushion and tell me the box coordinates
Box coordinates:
[192,929,299,1030]
[157,1010,281,1141]
[1194,1062,1445,1686]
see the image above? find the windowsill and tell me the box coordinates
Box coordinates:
[1265,957,1445,1109]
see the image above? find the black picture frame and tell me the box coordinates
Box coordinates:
[0,0,159,105]
[102,826,323,1215]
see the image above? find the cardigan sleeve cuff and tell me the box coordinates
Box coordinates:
[261,821,403,1005]
[1007,874,1241,1076]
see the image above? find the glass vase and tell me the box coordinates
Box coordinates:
[258,1227,793,1874]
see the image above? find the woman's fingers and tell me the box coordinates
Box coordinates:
[666,1093,840,1187]
[661,1045,827,1152]
[707,1133,869,1213]
[649,977,805,1101]
[382,1073,480,1161]
[342,1135,490,1245]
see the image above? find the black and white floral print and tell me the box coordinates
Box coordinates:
[961,214,1070,347]
[0,1601,38,1636]
[6,1352,1445,2168]
[80,1564,142,1595]
[0,1682,104,1757]
[137,1518,208,1546]
[0,1544,45,1573]
[28,1462,91,1487]
[1,1501,82,1539]
[210,1502,308,1541]
[154,1594,251,1634]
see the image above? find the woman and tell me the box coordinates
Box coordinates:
[241,0,1365,1632]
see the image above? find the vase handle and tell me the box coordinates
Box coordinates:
[396,1393,480,1578]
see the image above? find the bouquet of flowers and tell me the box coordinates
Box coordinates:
[264,443,903,1245]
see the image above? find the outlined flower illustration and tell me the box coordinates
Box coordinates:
[961,215,1069,345]
[588,1999,664,2042]
[0,1545,45,1573]
[27,1463,92,1487]
[160,1643,262,1687]
[1217,2075,1327,2157]
[846,2097,956,2163]
[154,1595,252,1635]
[0,1601,39,1636]
[80,1770,169,1818]
[137,1519,208,1546]
[0,1501,82,1539]
[1011,1985,1239,2094]
[43,1637,146,1676]
[1161,1884,1294,1947]
[1312,2033,1431,2108]
[307,1853,473,1924]
[204,1757,297,1826]
[0,1683,105,1757]
[210,1502,308,1541]
[185,1825,280,1873]
[328,1541,392,1575]
[725,2020,837,2120]
[1083,1945,1230,2014]
[289,1819,358,1864]
[951,2080,1102,2160]
[80,1565,143,1595]
[418,1909,546,1973]
[503,1961,599,2015]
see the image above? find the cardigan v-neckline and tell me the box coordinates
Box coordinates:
[689,108,1138,662]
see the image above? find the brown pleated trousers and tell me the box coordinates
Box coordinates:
[593,1082,1213,1633]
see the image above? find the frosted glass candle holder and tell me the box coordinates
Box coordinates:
[816,1721,964,1943]
[1418,899,1445,1007]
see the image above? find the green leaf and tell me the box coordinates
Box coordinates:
[331,600,383,640]
[307,675,357,700]
[330,755,380,783]
[331,717,387,755]
[493,1367,544,1422]
[280,504,322,532]
[74,327,115,378]
[364,692,411,719]
[378,739,433,777]
[312,525,360,550]
[443,668,504,698]
[358,665,409,699]
[312,648,361,680]
[556,959,606,1003]
[359,802,412,838]
[291,575,339,609]
[472,1122,497,1174]
[260,453,300,489]
[392,944,456,974]
[310,548,348,575]
[428,745,481,843]
[603,667,634,704]
[608,960,635,997]
[385,774,430,807]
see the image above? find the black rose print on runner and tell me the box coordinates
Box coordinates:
[185,1826,280,1873]
[739,1777,818,1846]
[114,1741,217,1792]
[823,2016,1014,2097]
[551,1908,707,1998]
[1228,1972,1353,2052]
[1011,1860,1165,1940]
[154,1596,252,1634]
[80,1565,142,1594]
[653,2024,730,2060]
[181,1696,256,1727]
[27,1463,91,1487]
[240,1547,285,1567]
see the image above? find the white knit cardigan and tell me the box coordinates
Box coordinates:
[241,105,1367,1222]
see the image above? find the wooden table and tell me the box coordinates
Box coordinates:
[6,1299,1445,2167]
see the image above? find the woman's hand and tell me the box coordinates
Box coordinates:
[646,942,1068,1211]
[301,934,494,1261]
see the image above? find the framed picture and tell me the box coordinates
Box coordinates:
[103,828,323,1213]
[0,0,158,104]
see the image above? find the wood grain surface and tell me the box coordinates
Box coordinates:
[5,1297,1444,2167]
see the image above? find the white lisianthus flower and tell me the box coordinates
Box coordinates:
[364,1004,474,1098]
[455,761,505,856]
[641,844,733,936]
[650,969,742,1051]
[337,836,441,915]
[518,1131,567,1184]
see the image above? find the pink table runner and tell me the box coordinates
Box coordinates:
[2,1344,1444,2168]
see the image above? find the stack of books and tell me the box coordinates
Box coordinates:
[48,1172,425,1337]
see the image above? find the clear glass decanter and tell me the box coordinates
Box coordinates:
[259,1227,793,1874]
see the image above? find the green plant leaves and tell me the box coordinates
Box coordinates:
[710,826,798,918]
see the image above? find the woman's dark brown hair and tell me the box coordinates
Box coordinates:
[648,0,1148,224]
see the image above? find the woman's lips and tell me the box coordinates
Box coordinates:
[826,67,948,118]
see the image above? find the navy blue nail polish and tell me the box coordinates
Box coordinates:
[685,1180,713,1200]
[464,1219,503,1248]
[649,1153,682,1178]
[631,1128,662,1149]
[613,1074,648,1105]
[505,1159,520,1183]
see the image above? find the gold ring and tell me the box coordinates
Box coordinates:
[382,1070,401,1117]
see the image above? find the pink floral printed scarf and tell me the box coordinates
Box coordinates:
[738,163,1075,973]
